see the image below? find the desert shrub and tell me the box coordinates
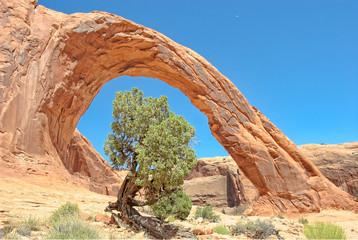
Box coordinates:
[47,216,99,239]
[17,226,32,236]
[49,202,80,224]
[167,215,175,222]
[298,217,308,225]
[303,222,346,239]
[1,218,18,235]
[3,229,19,239]
[22,215,41,231]
[232,219,281,239]
[1,215,40,238]
[151,190,192,220]
[277,215,284,219]
[355,194,358,200]
[214,225,230,235]
[47,202,99,239]
[194,204,220,222]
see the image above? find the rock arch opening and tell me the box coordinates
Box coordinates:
[77,75,229,161]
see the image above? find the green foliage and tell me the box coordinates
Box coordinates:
[214,225,231,235]
[47,217,99,239]
[104,88,197,204]
[49,202,80,224]
[355,194,358,200]
[1,215,41,238]
[151,190,192,220]
[47,202,99,239]
[298,217,308,225]
[2,218,18,236]
[22,215,41,231]
[303,222,346,239]
[167,216,176,222]
[3,230,18,240]
[194,204,220,222]
[277,215,284,219]
[232,219,279,239]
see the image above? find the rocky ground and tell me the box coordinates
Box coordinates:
[1,172,358,239]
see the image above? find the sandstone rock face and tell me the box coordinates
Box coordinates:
[0,0,357,214]
[184,157,258,207]
[66,129,122,195]
[299,142,358,197]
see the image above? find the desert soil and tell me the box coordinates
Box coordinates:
[0,171,357,239]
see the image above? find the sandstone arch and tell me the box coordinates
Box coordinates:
[0,0,357,215]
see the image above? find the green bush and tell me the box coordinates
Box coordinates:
[277,215,284,219]
[167,215,175,222]
[47,202,99,239]
[303,222,346,239]
[1,215,41,238]
[47,216,99,239]
[1,218,18,236]
[151,190,192,220]
[232,219,281,239]
[194,204,220,222]
[214,225,230,235]
[22,215,41,231]
[298,217,308,225]
[3,230,19,239]
[49,202,80,224]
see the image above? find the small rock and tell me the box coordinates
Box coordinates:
[94,214,111,224]
[80,213,92,220]
[193,227,214,235]
[243,208,254,216]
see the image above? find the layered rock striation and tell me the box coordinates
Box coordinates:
[184,157,258,208]
[0,0,357,214]
[299,142,358,197]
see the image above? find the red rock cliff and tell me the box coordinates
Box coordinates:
[299,142,358,197]
[0,0,357,214]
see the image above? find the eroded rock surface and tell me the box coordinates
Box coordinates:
[299,142,358,197]
[184,157,258,208]
[0,0,357,214]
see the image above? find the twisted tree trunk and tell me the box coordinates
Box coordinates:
[106,173,196,239]
[115,175,141,229]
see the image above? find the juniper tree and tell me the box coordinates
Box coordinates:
[104,88,197,228]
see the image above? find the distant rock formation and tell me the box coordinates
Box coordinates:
[184,157,259,208]
[299,142,358,197]
[0,0,357,214]
[188,142,357,209]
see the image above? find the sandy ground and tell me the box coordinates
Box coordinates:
[0,173,358,239]
[0,173,115,220]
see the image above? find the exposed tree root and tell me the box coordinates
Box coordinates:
[106,202,196,239]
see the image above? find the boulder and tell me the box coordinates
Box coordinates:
[184,157,259,207]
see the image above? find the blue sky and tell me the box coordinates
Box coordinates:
[39,0,358,159]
